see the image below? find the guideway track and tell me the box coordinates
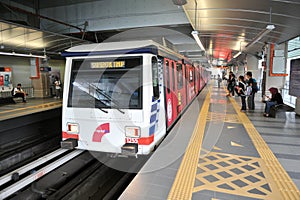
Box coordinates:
[0,149,84,199]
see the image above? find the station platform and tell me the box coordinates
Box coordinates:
[120,82,300,200]
[0,98,62,121]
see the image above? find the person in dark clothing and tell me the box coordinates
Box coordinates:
[235,75,247,111]
[227,71,236,96]
[245,71,255,110]
[13,83,27,103]
[263,87,283,117]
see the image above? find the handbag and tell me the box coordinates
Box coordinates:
[246,86,252,96]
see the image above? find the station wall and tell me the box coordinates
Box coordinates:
[0,55,65,87]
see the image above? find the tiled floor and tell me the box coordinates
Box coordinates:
[120,82,300,200]
[240,95,300,190]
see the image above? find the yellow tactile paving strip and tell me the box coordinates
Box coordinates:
[167,90,211,200]
[168,84,300,200]
[0,101,62,120]
[193,152,281,199]
[229,97,300,199]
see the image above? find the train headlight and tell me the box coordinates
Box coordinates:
[125,126,141,138]
[67,123,79,134]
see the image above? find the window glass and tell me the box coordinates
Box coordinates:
[152,57,159,100]
[68,57,142,109]
[177,63,183,89]
[172,62,176,91]
[165,60,170,93]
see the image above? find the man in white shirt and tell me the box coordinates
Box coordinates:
[13,83,27,103]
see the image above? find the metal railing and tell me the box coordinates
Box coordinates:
[0,87,34,98]
[281,81,296,108]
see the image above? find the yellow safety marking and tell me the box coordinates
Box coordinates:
[207,112,241,124]
[0,101,62,114]
[193,152,282,199]
[0,102,62,121]
[213,146,222,151]
[230,141,244,147]
[168,90,211,200]
[229,97,300,199]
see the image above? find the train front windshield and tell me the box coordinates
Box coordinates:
[68,57,143,109]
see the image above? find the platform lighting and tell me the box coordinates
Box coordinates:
[245,24,275,48]
[233,51,242,59]
[191,30,205,51]
[0,51,46,59]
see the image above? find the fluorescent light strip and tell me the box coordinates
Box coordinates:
[0,51,46,59]
[246,24,275,48]
[191,31,205,51]
[233,51,242,58]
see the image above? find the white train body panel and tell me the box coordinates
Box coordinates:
[62,51,166,155]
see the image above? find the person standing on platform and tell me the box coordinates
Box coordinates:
[217,74,222,88]
[236,75,247,112]
[54,77,62,99]
[12,83,27,103]
[227,71,236,96]
[245,71,257,110]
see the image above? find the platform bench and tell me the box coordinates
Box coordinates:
[0,96,16,105]
[269,104,294,118]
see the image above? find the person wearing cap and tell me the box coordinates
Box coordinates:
[263,87,283,117]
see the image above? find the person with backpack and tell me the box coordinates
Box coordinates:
[235,75,247,111]
[12,83,27,103]
[245,71,257,110]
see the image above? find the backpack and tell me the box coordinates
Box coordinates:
[252,78,259,93]
[11,87,15,96]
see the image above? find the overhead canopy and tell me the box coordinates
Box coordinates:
[0,20,90,58]
[183,0,300,61]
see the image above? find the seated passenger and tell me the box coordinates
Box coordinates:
[13,83,27,103]
[263,87,283,117]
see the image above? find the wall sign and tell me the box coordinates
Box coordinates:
[289,58,300,97]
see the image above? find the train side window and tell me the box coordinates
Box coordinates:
[189,68,193,82]
[172,62,176,91]
[152,57,159,100]
[165,60,170,94]
[177,63,183,90]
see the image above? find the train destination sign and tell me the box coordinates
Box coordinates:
[90,61,125,69]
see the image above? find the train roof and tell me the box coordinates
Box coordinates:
[62,40,190,63]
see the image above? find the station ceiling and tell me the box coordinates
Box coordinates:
[0,0,299,65]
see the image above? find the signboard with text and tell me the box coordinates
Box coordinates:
[289,58,300,97]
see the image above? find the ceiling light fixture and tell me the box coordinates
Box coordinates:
[245,24,275,49]
[233,51,242,58]
[191,30,205,51]
[0,51,46,59]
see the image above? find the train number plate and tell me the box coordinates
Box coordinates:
[125,137,138,143]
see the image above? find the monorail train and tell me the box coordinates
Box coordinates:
[61,40,210,156]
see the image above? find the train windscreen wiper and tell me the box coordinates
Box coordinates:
[89,83,125,114]
[72,82,108,113]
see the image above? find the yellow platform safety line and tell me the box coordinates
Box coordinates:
[0,101,62,114]
[229,97,300,200]
[168,89,211,200]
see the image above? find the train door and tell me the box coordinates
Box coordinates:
[164,58,178,127]
[176,62,185,114]
[194,65,200,94]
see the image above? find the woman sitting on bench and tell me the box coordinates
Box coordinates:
[12,83,27,103]
[263,87,283,117]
